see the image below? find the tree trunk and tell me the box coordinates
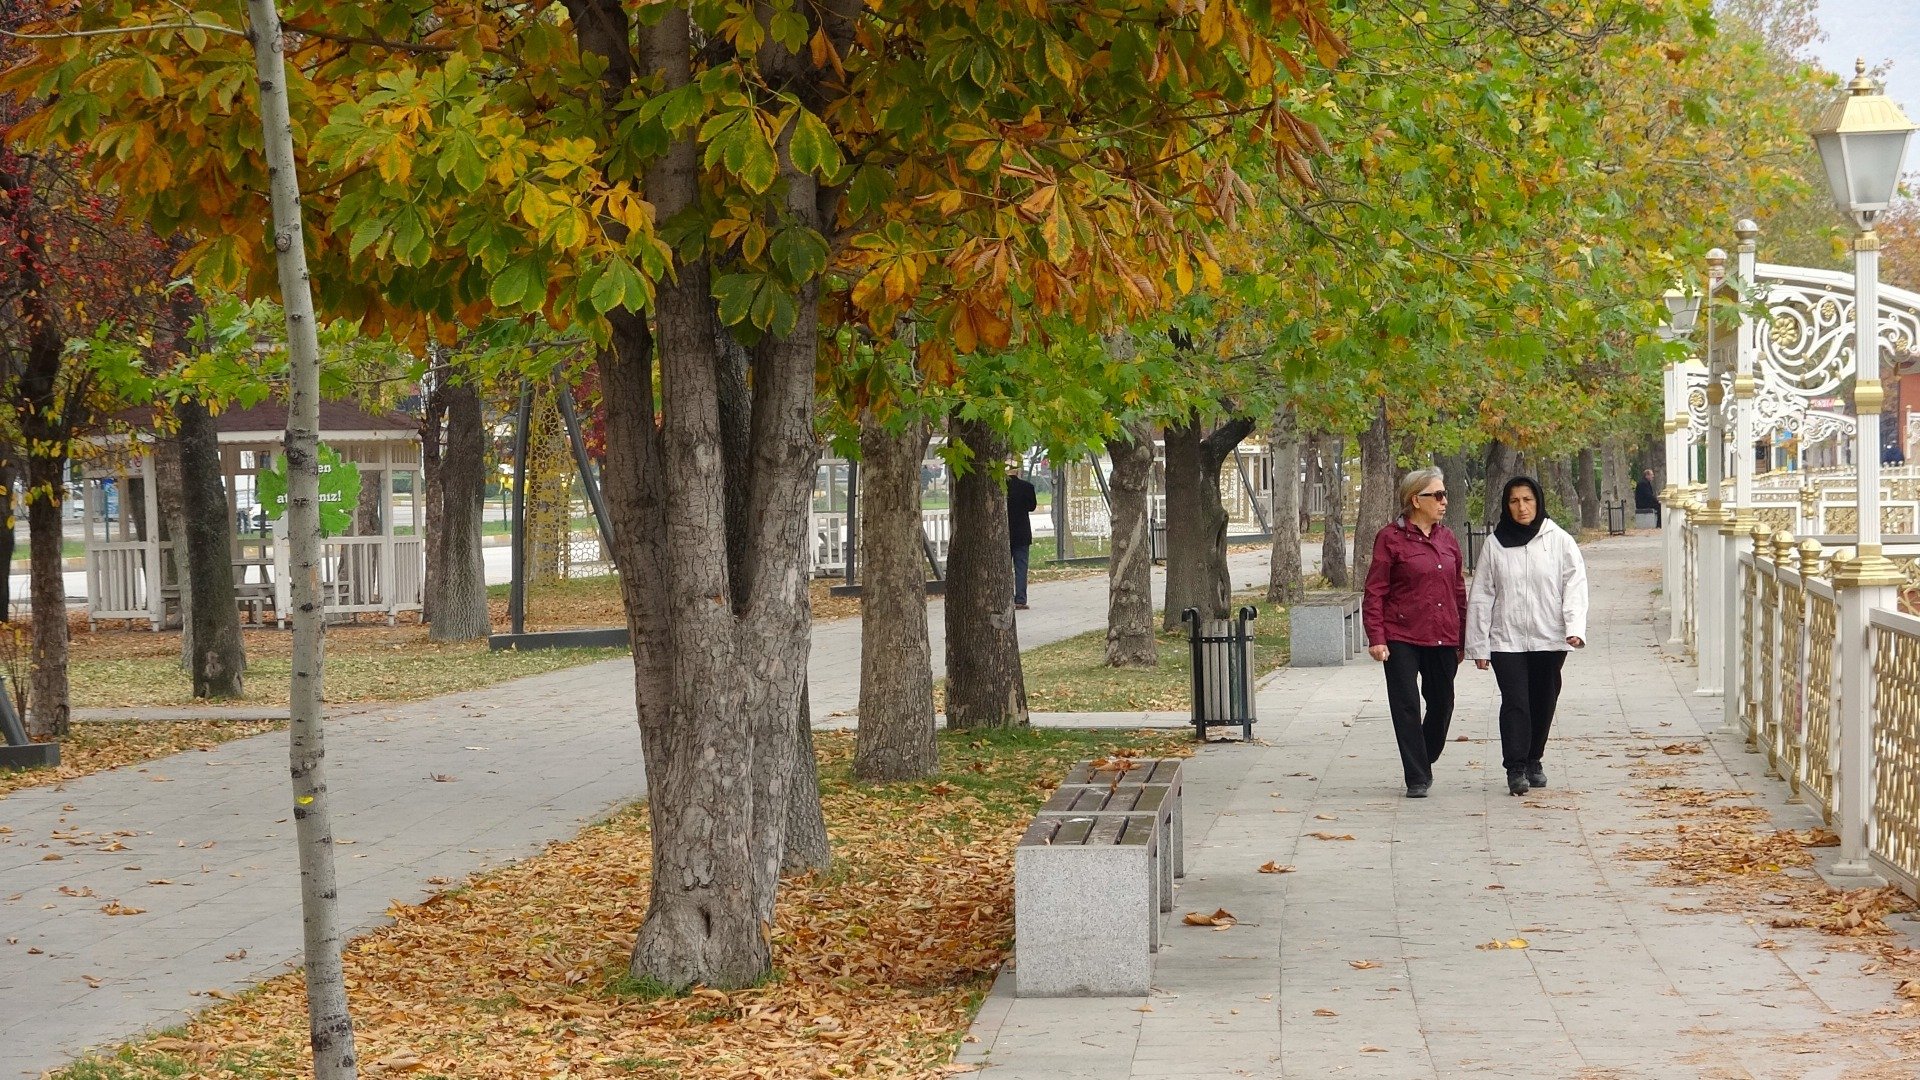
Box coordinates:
[944,415,1026,729]
[178,399,246,698]
[1547,457,1579,524]
[854,412,936,781]
[1106,418,1158,667]
[430,381,490,640]
[153,438,190,653]
[24,453,67,741]
[418,361,448,626]
[782,680,830,876]
[0,459,16,620]
[244,2,359,1073]
[1318,436,1350,589]
[1351,400,1394,589]
[1435,449,1472,534]
[1576,447,1602,530]
[1161,415,1254,629]
[1602,439,1630,510]
[1482,440,1519,526]
[1266,404,1304,604]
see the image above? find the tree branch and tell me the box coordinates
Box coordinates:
[282,20,455,54]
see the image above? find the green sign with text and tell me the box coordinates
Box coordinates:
[257,443,363,536]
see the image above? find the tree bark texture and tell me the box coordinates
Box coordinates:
[1546,457,1579,524]
[1482,440,1520,526]
[1317,436,1350,589]
[1576,447,1602,530]
[854,412,935,781]
[782,680,831,876]
[1435,449,1472,534]
[418,361,448,627]
[1602,439,1630,508]
[24,453,66,741]
[944,415,1027,729]
[0,459,17,620]
[153,438,190,655]
[1351,400,1394,589]
[178,398,246,698]
[1266,405,1304,605]
[1105,419,1158,668]
[1161,415,1254,629]
[430,380,490,640]
[245,2,360,1073]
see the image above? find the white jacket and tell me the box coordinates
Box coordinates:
[1464,519,1588,659]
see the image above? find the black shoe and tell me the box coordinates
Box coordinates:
[1527,763,1547,789]
[1507,770,1530,797]
[1406,784,1430,799]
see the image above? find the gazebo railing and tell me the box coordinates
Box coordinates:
[86,541,159,627]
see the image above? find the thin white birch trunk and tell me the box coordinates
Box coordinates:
[244,3,359,1075]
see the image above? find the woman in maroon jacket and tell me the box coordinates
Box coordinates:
[1363,466,1468,798]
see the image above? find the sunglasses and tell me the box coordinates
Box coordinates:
[1417,490,1448,501]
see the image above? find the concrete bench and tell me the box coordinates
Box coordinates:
[1058,757,1185,878]
[1289,590,1361,666]
[1014,812,1163,997]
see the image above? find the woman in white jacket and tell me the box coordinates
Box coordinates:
[1465,476,1589,797]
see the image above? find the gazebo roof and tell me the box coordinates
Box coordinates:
[109,399,417,444]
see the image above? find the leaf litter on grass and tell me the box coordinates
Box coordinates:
[50,728,1192,1080]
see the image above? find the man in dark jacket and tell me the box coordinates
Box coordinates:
[1634,468,1660,527]
[1007,464,1038,610]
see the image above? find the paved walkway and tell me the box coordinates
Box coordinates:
[0,550,1274,1078]
[961,533,1920,1078]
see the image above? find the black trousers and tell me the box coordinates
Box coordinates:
[1383,642,1459,787]
[1490,651,1568,772]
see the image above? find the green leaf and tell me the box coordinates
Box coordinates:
[788,109,841,179]
[770,226,828,284]
[712,272,759,327]
[490,261,538,310]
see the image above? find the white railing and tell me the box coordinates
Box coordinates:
[86,541,157,627]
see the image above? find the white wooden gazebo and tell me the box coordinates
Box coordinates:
[82,400,425,629]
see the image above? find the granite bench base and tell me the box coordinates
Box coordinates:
[1014,758,1186,998]
[1290,591,1361,667]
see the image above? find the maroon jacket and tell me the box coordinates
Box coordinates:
[1363,516,1467,648]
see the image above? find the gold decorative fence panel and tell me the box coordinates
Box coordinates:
[1740,556,1760,746]
[1756,559,1778,770]
[1778,566,1808,793]
[1804,580,1840,822]
[1871,609,1920,891]
[1683,523,1699,649]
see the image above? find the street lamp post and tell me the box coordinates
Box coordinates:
[1696,248,1729,696]
[1810,58,1916,876]
[1723,219,1761,733]
[1662,290,1702,648]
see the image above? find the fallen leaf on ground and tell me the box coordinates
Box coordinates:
[1660,743,1704,755]
[99,902,145,916]
[1308,832,1356,841]
[1183,908,1236,927]
[1313,1008,1338,1017]
[1476,938,1529,950]
[1360,1046,1387,1052]
[1349,959,1380,969]
[1313,813,1338,821]
[1257,862,1295,874]
[82,974,102,988]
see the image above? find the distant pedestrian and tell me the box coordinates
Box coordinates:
[1007,463,1037,610]
[1634,468,1660,527]
[1465,476,1589,797]
[1363,467,1467,799]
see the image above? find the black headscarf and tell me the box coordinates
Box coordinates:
[1493,475,1550,548]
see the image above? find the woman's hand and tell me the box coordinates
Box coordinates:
[1368,644,1389,662]
[1567,636,1585,648]
[1474,659,1490,671]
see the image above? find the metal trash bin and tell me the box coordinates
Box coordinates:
[1182,606,1257,740]
[1605,501,1629,536]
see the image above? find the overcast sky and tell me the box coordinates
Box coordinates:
[1810,0,1920,116]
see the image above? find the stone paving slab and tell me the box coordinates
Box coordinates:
[0,547,1279,1077]
[960,533,1920,1079]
